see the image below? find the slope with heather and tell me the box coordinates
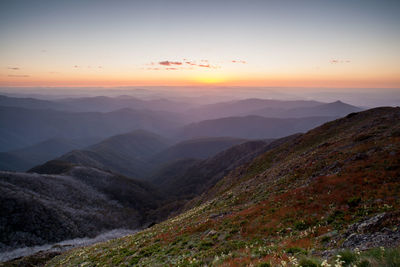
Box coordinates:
[46,107,400,266]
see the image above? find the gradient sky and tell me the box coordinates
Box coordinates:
[1,0,399,87]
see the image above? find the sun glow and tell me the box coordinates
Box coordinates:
[194,74,227,84]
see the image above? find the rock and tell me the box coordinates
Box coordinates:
[341,212,400,249]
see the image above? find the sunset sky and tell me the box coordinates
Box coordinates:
[1,0,399,88]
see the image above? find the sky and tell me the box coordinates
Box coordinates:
[0,0,400,88]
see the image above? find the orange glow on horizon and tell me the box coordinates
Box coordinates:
[1,70,399,88]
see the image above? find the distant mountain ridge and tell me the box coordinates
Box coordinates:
[181,115,334,139]
[247,100,363,118]
[0,106,182,151]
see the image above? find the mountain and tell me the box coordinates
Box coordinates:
[0,106,182,151]
[56,95,194,113]
[45,107,400,266]
[149,137,247,165]
[54,130,169,178]
[0,137,99,171]
[0,164,163,253]
[186,98,323,121]
[248,100,363,118]
[181,115,334,139]
[0,95,66,110]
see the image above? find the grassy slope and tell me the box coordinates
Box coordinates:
[46,107,400,266]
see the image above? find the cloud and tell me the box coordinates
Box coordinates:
[147,59,219,70]
[232,60,247,64]
[159,61,182,66]
[7,67,20,70]
[185,61,197,66]
[198,64,211,68]
[330,59,351,64]
[8,74,29,77]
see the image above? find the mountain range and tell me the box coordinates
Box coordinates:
[36,107,400,266]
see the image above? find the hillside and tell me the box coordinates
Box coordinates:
[147,138,293,218]
[181,115,333,139]
[51,130,169,178]
[0,164,163,253]
[0,106,181,151]
[149,137,246,165]
[45,107,400,266]
[0,137,99,171]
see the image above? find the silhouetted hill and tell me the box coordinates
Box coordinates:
[56,95,193,112]
[187,98,323,121]
[181,115,333,139]
[0,95,66,110]
[54,130,169,178]
[149,137,246,165]
[0,165,163,252]
[0,106,182,151]
[45,107,400,266]
[0,137,99,171]
[249,100,363,118]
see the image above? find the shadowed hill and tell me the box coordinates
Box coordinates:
[0,137,99,172]
[53,130,169,178]
[45,107,400,266]
[149,137,247,165]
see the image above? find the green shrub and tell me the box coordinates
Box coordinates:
[347,196,361,208]
[339,250,358,265]
[286,247,307,255]
[298,258,319,267]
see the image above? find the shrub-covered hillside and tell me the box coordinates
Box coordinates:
[45,107,400,266]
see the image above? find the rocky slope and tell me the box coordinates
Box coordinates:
[44,107,399,266]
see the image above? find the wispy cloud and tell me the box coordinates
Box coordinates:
[147,59,220,70]
[330,59,351,64]
[232,60,247,64]
[8,74,29,77]
[198,64,211,68]
[7,67,20,70]
[159,61,182,66]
